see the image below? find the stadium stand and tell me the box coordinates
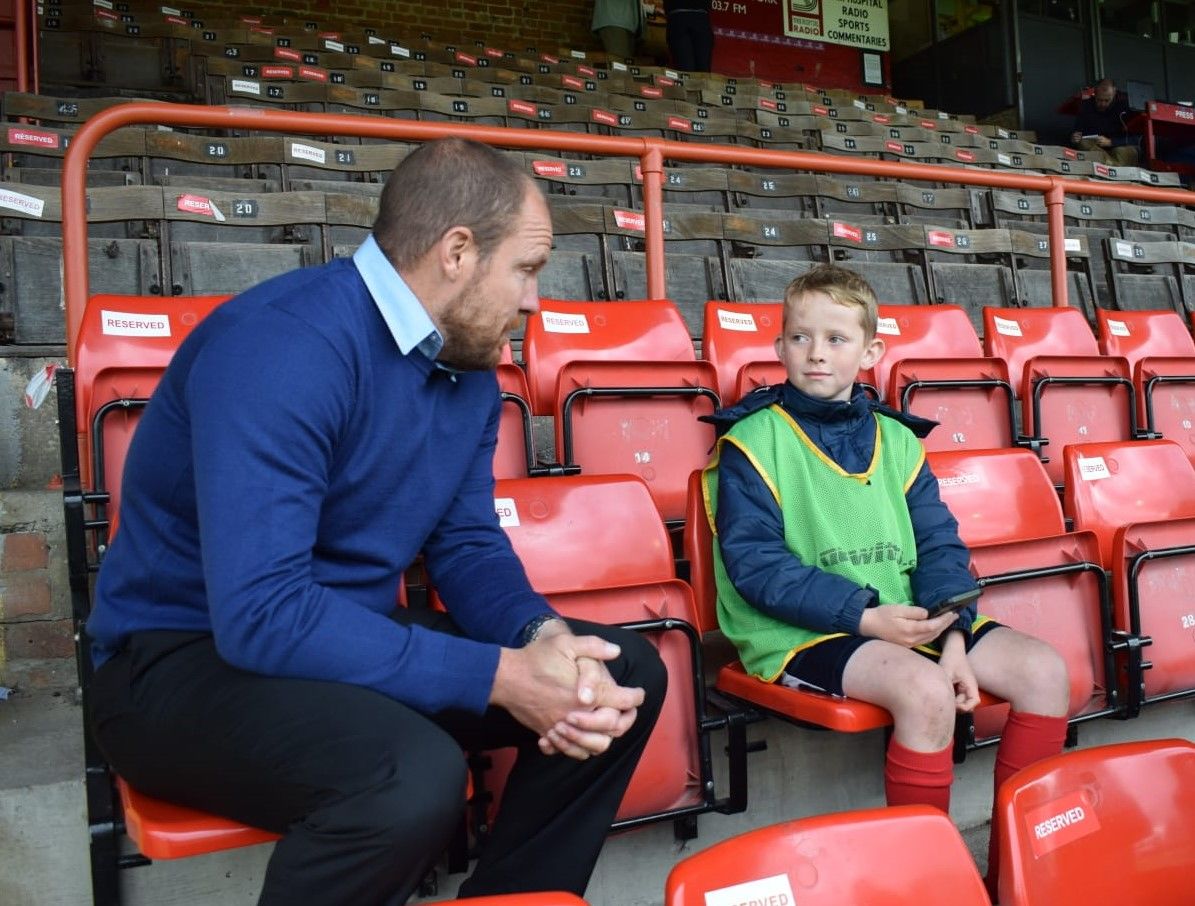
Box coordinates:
[995,739,1195,906]
[11,3,1195,903]
[665,805,989,906]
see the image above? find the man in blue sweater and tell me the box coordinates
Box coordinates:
[85,138,665,904]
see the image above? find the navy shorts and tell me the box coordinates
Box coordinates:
[781,619,1004,697]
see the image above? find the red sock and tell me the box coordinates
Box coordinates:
[884,738,954,813]
[985,711,1068,900]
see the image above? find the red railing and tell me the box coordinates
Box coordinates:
[13,0,37,93]
[61,101,1195,365]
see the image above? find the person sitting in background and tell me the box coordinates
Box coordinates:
[1071,78,1139,166]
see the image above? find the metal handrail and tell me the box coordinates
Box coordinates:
[61,101,1195,365]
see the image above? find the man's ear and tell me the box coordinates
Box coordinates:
[773,334,784,361]
[860,336,885,370]
[438,225,475,281]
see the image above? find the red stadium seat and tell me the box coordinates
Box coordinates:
[1095,309,1195,460]
[525,300,718,520]
[873,304,1016,453]
[996,738,1195,906]
[701,301,785,405]
[75,294,230,527]
[481,473,741,827]
[929,448,1118,739]
[494,362,534,479]
[116,778,278,859]
[983,306,1135,486]
[64,294,285,877]
[682,471,995,736]
[1063,440,1195,713]
[665,805,989,906]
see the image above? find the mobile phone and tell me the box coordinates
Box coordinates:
[923,588,981,619]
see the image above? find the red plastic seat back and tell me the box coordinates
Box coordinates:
[1063,439,1195,564]
[76,294,231,522]
[666,805,989,906]
[1095,308,1195,372]
[1133,355,1195,465]
[553,358,718,521]
[888,356,1013,452]
[490,475,702,822]
[869,303,982,399]
[997,739,1195,906]
[928,448,1065,546]
[683,469,719,635]
[982,306,1099,390]
[701,301,783,404]
[523,298,696,415]
[494,363,533,480]
[495,474,673,591]
[1109,516,1195,701]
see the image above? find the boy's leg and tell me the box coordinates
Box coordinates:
[968,627,1069,898]
[840,639,957,811]
[90,631,468,906]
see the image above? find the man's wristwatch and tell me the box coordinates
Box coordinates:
[521,613,565,646]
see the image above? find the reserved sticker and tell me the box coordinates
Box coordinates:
[876,317,900,336]
[704,873,795,906]
[1076,456,1110,480]
[717,309,758,332]
[290,142,326,164]
[101,309,171,337]
[1025,790,1100,859]
[1114,240,1134,259]
[540,311,590,334]
[993,315,1022,337]
[494,497,520,528]
[613,209,645,232]
[0,188,45,218]
[231,79,261,95]
[1107,319,1130,337]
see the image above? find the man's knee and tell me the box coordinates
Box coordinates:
[342,730,468,848]
[606,625,668,709]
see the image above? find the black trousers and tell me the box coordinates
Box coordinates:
[667,11,715,73]
[89,614,666,905]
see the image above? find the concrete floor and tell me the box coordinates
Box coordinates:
[3,683,1192,906]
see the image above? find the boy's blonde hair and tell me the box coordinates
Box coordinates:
[783,264,879,339]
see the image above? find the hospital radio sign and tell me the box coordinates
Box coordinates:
[785,0,890,51]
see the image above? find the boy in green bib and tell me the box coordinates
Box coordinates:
[703,264,1069,897]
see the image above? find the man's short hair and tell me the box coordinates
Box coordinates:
[373,138,535,271]
[783,263,879,339]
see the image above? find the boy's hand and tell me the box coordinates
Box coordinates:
[858,604,959,648]
[938,631,980,712]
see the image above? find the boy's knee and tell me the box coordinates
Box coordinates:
[895,669,957,739]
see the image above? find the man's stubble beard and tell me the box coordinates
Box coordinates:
[437,278,520,371]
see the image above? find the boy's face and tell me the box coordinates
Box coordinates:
[774,290,885,402]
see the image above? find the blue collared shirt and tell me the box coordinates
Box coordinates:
[353,234,444,359]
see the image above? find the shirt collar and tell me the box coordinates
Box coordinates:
[352,234,443,359]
